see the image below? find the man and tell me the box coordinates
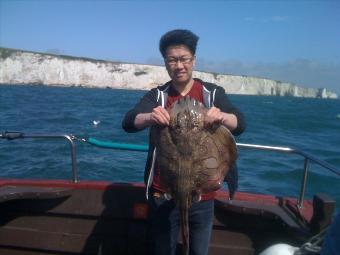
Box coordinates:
[321,212,340,255]
[122,29,245,255]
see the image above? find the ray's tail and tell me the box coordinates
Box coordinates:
[180,200,190,255]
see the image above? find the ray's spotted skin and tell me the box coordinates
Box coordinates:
[153,96,237,255]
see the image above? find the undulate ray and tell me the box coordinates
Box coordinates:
[153,96,238,255]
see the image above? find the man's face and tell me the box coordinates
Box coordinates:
[164,45,195,86]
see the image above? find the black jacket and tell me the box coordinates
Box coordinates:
[122,79,246,198]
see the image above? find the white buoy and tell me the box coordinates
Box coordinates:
[259,243,299,255]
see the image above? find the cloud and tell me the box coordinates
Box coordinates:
[270,15,289,22]
[244,15,289,23]
[195,58,340,94]
[144,56,340,95]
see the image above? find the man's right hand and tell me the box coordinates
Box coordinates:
[134,106,170,130]
[150,106,170,126]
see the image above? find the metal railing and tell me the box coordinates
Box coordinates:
[1,132,78,183]
[1,132,339,208]
[236,143,340,208]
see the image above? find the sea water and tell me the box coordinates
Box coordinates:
[0,84,339,211]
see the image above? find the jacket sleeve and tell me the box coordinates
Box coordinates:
[122,88,159,133]
[213,86,246,136]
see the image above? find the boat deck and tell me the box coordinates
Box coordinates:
[0,179,335,255]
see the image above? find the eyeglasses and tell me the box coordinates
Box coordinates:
[165,56,194,66]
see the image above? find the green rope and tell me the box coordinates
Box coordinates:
[87,137,149,152]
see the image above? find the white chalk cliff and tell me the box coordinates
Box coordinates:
[0,48,337,99]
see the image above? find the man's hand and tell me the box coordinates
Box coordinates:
[205,107,238,131]
[205,107,223,125]
[134,106,170,130]
[151,106,170,126]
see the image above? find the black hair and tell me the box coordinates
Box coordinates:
[159,29,199,58]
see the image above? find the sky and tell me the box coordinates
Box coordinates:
[1,0,340,94]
